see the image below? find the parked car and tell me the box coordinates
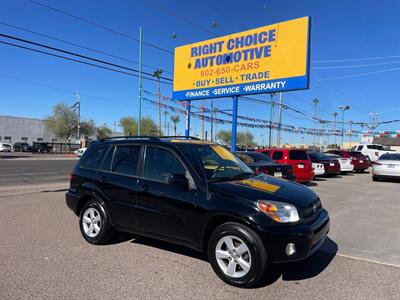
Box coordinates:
[324,153,354,173]
[325,150,369,172]
[236,151,296,181]
[32,142,53,153]
[351,144,395,162]
[66,137,330,288]
[73,147,87,157]
[372,153,400,182]
[312,163,325,176]
[307,152,341,176]
[13,142,32,152]
[257,148,314,183]
[0,143,12,152]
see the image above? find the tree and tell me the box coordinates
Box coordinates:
[170,115,180,136]
[79,120,96,138]
[215,130,256,147]
[153,69,163,136]
[96,124,112,139]
[120,116,160,136]
[44,102,77,141]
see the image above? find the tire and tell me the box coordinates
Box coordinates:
[207,222,268,288]
[79,199,115,245]
[372,176,380,182]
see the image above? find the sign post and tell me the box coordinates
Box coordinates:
[231,96,239,152]
[185,101,191,138]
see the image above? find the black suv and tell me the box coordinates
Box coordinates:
[13,142,32,152]
[66,137,330,288]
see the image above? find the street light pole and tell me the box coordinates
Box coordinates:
[276,92,283,148]
[313,98,319,150]
[339,105,350,149]
[137,26,143,136]
[268,93,276,148]
[349,120,353,147]
[333,112,338,148]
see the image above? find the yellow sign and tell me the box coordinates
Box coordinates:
[173,17,310,100]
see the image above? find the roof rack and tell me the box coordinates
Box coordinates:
[99,136,161,141]
[160,136,200,140]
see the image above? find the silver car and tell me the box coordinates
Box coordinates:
[372,153,400,182]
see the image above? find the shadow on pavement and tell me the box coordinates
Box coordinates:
[305,181,318,187]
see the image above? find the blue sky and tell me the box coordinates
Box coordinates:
[1,0,400,145]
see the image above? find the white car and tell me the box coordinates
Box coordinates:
[372,153,400,181]
[325,153,354,173]
[74,148,87,157]
[0,143,12,152]
[312,163,325,176]
[351,144,395,162]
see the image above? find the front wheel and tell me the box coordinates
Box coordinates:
[207,222,268,288]
[79,199,115,245]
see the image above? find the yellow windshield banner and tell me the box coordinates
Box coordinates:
[238,179,281,193]
[211,145,237,161]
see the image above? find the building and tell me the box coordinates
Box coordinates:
[0,115,57,145]
[372,136,400,152]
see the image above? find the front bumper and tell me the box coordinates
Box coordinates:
[257,209,330,263]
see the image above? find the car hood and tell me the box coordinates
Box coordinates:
[208,173,318,208]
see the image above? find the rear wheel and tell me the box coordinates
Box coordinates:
[79,199,115,245]
[207,222,268,288]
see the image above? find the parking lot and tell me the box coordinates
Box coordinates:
[0,159,399,299]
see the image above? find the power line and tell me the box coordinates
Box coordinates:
[312,54,400,63]
[0,40,171,85]
[315,66,400,81]
[0,21,173,74]
[197,0,246,29]
[144,0,218,36]
[0,33,173,83]
[27,0,173,55]
[312,60,400,69]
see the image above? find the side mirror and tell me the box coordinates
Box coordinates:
[166,173,188,187]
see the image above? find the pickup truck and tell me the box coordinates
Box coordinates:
[350,144,395,162]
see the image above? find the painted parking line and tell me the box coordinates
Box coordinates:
[337,253,400,268]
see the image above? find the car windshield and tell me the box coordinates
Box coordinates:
[180,144,253,181]
[308,152,331,160]
[349,151,363,157]
[379,154,400,160]
[289,150,308,160]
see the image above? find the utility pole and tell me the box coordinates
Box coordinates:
[268,93,276,148]
[71,93,80,144]
[276,92,283,148]
[201,100,205,140]
[333,112,338,148]
[339,105,350,149]
[370,112,378,131]
[210,100,214,142]
[137,26,143,136]
[320,120,326,150]
[349,120,353,147]
[313,98,319,150]
[164,111,168,135]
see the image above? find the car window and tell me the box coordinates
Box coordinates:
[237,153,254,164]
[289,150,308,160]
[261,150,271,157]
[144,147,186,182]
[111,145,140,176]
[248,152,273,163]
[367,145,385,150]
[272,151,283,160]
[100,146,114,171]
[81,146,107,170]
[357,145,363,151]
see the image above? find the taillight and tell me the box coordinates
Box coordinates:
[256,168,269,174]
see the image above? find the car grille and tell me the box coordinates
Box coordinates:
[302,198,322,222]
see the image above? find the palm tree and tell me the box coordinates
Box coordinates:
[170,115,180,136]
[153,69,163,136]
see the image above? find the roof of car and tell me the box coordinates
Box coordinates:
[91,136,215,147]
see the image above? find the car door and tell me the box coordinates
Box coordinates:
[94,144,141,230]
[136,145,198,244]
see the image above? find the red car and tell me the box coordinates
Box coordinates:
[325,150,370,172]
[257,148,314,183]
[307,152,341,176]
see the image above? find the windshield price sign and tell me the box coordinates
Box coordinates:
[173,17,310,100]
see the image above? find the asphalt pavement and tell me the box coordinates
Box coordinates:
[0,158,77,186]
[0,160,399,299]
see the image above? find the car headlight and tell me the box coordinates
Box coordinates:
[257,200,299,223]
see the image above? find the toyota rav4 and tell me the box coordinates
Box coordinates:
[66,136,330,288]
